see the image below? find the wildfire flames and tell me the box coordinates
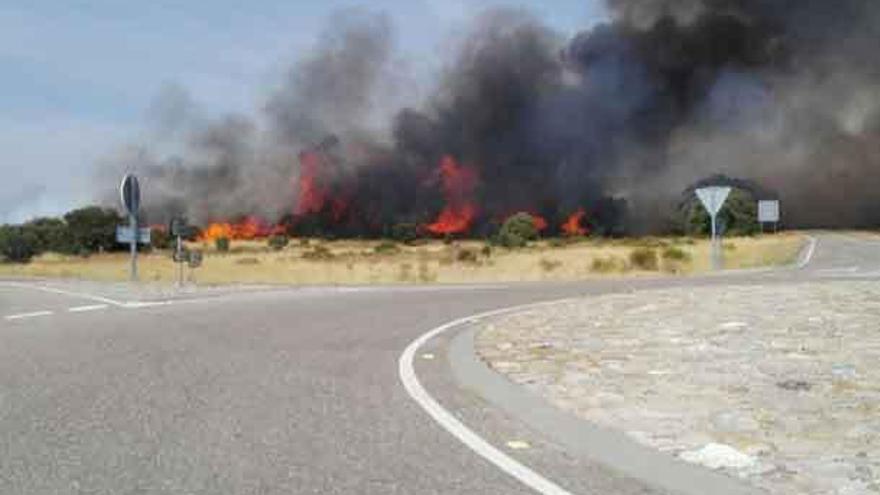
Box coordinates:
[426,156,479,235]
[199,216,285,242]
[561,209,588,236]
[295,150,327,216]
[531,214,548,232]
[198,150,589,240]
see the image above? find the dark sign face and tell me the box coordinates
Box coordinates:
[120,174,140,215]
[170,217,186,237]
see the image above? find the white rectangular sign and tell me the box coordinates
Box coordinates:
[116,226,152,244]
[758,200,780,223]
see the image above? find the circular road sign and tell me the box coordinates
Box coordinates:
[120,174,141,215]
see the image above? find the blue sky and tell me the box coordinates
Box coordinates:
[0,0,606,222]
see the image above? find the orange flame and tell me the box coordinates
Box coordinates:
[199,217,285,242]
[426,155,479,235]
[562,209,588,236]
[531,214,548,231]
[296,151,327,216]
[428,205,478,235]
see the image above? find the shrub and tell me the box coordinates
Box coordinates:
[0,225,39,263]
[661,246,691,262]
[481,244,493,258]
[215,237,230,252]
[23,217,72,254]
[456,248,479,264]
[629,247,658,271]
[539,258,562,272]
[390,223,419,244]
[374,240,400,254]
[591,256,621,273]
[303,244,334,260]
[498,213,539,248]
[268,234,290,251]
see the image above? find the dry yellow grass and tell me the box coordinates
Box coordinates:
[0,233,807,285]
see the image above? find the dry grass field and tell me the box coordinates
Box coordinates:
[0,233,807,285]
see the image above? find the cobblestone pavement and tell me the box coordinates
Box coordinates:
[476,281,880,495]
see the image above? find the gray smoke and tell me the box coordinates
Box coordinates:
[98,2,880,233]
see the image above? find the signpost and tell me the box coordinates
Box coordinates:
[119,174,143,281]
[170,217,190,287]
[696,186,732,271]
[758,200,780,233]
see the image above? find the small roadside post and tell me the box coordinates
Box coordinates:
[696,186,732,271]
[170,217,187,287]
[187,250,203,284]
[118,174,145,282]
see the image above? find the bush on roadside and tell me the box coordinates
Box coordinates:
[629,247,659,271]
[374,240,400,254]
[539,258,562,272]
[591,256,622,273]
[268,234,290,251]
[661,246,691,262]
[215,237,230,252]
[0,225,39,263]
[456,248,479,264]
[498,213,539,249]
[303,244,334,261]
[63,206,122,254]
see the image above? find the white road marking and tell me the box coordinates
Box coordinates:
[5,310,54,321]
[68,304,109,313]
[399,299,578,495]
[798,236,818,269]
[0,282,126,306]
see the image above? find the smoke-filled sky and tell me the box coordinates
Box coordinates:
[0,0,604,223]
[7,0,880,233]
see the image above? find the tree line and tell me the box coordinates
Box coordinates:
[0,206,124,262]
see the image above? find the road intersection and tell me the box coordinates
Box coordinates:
[0,232,876,494]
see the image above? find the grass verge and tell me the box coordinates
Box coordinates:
[0,233,807,285]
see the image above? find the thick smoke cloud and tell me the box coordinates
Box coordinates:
[101,1,880,233]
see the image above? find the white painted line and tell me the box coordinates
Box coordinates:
[0,282,127,307]
[399,299,578,495]
[5,310,54,321]
[68,304,109,313]
[797,236,818,269]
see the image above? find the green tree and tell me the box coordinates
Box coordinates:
[0,225,39,262]
[498,213,539,248]
[63,206,123,254]
[681,188,759,236]
[22,217,72,253]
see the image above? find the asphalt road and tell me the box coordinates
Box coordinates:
[0,232,875,494]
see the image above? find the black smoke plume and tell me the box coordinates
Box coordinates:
[101,1,880,234]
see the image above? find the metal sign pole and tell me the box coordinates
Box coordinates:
[176,235,183,287]
[710,213,718,271]
[129,213,138,281]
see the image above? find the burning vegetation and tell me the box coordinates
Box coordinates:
[105,1,880,238]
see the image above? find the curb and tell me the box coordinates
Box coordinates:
[448,317,765,495]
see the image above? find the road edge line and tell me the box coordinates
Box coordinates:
[797,235,818,269]
[0,282,127,307]
[399,300,579,495]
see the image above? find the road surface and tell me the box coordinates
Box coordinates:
[0,232,875,494]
